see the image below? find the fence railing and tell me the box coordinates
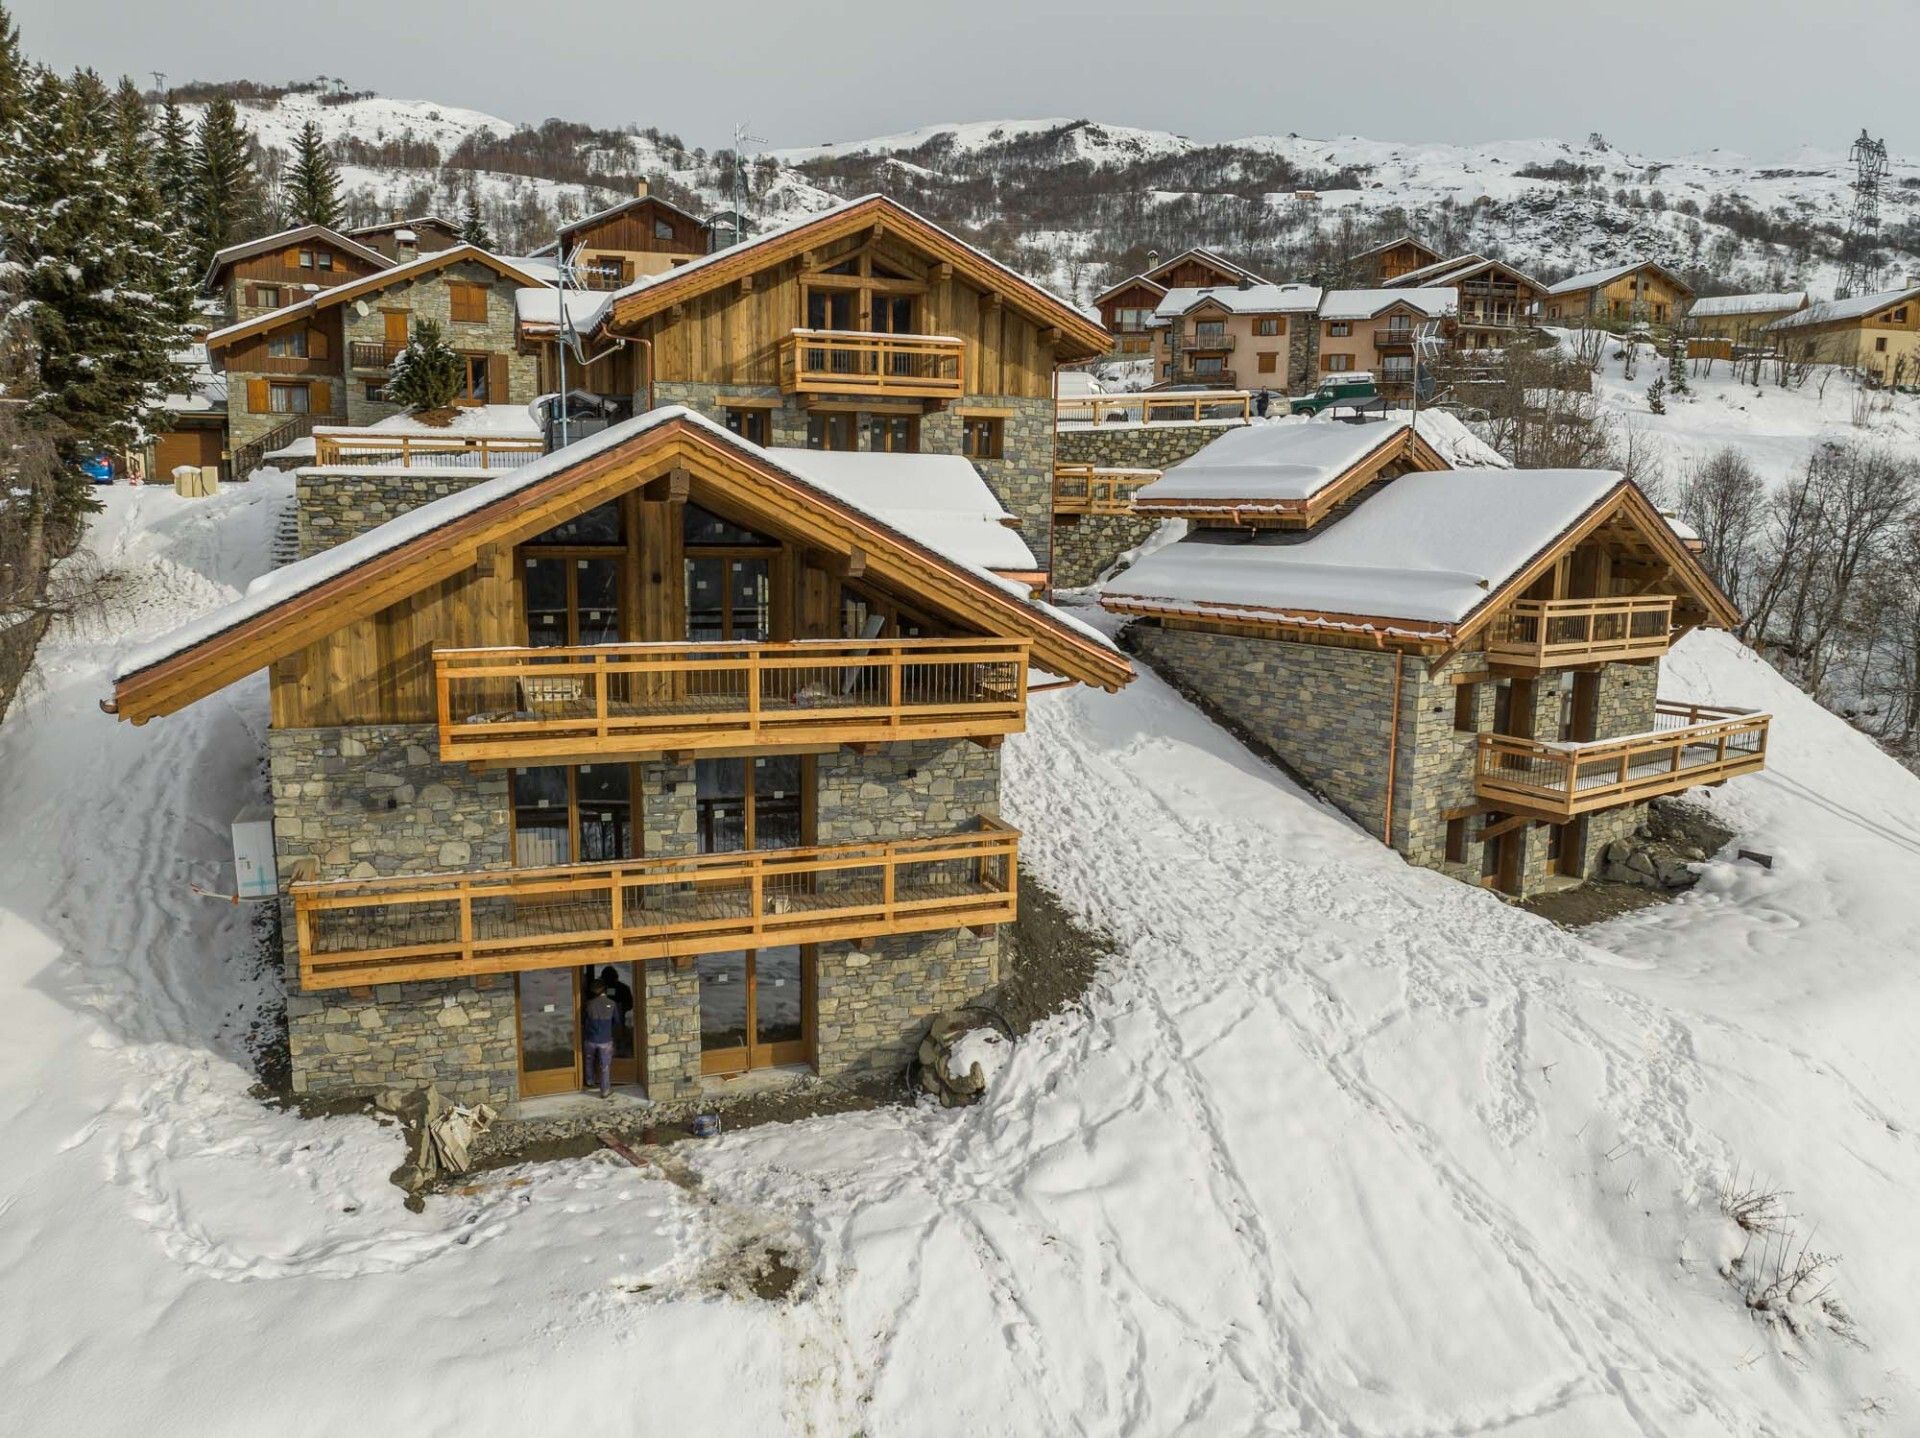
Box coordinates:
[292,817,1020,989]
[777,329,966,399]
[1052,464,1161,516]
[1055,390,1254,425]
[232,411,332,478]
[435,638,1031,763]
[1474,701,1769,817]
[1373,327,1417,348]
[347,341,404,371]
[1485,596,1676,668]
[309,429,546,469]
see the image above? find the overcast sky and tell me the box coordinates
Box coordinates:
[12,0,1916,158]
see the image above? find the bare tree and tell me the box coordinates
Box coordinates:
[1681,448,1766,602]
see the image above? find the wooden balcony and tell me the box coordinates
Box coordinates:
[1474,701,1769,819]
[292,818,1020,990]
[1173,367,1237,387]
[348,341,403,371]
[435,638,1030,763]
[1184,331,1234,351]
[310,429,546,470]
[1373,327,1417,349]
[1053,464,1161,517]
[1484,596,1676,670]
[777,329,966,401]
[1056,390,1253,425]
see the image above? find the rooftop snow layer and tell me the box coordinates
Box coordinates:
[514,287,614,331]
[1105,468,1621,627]
[1767,284,1920,330]
[1687,291,1808,318]
[1545,261,1651,295]
[116,408,1107,683]
[1134,417,1414,505]
[1317,288,1457,322]
[1154,283,1322,318]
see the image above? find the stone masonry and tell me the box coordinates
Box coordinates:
[341,261,535,429]
[296,469,491,558]
[1052,420,1241,588]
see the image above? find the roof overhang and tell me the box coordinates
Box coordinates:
[1133,425,1451,527]
[202,225,393,293]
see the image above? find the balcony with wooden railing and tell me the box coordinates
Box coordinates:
[348,341,404,371]
[1053,464,1161,517]
[310,429,546,470]
[291,818,1020,990]
[1484,596,1676,670]
[1056,391,1253,426]
[1474,701,1769,819]
[435,638,1030,763]
[1373,326,1417,349]
[776,329,966,401]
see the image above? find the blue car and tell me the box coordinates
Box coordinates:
[80,454,114,485]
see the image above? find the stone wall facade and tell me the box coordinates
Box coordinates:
[1053,421,1240,587]
[650,381,1057,571]
[1050,512,1164,590]
[815,928,997,1078]
[295,469,492,558]
[285,980,519,1110]
[341,261,536,429]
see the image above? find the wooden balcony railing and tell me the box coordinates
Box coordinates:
[1056,390,1253,426]
[1184,330,1233,350]
[1173,367,1237,387]
[435,638,1030,763]
[292,817,1020,989]
[1485,596,1676,669]
[777,329,966,400]
[1474,701,1769,819]
[1053,464,1161,517]
[1373,327,1417,348]
[310,429,546,469]
[1458,309,1528,329]
[348,341,404,371]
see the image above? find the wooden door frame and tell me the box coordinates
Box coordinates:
[507,761,644,869]
[515,967,583,1097]
[697,945,818,1077]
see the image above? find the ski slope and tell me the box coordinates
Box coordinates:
[1,483,1917,1435]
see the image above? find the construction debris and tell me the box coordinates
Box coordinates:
[384,1085,498,1196]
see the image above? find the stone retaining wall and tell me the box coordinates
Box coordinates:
[295,469,491,557]
[1052,422,1238,586]
[285,979,518,1109]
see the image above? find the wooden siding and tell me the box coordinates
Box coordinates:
[220,309,346,377]
[567,200,707,257]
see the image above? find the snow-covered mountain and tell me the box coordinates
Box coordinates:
[190,85,1919,301]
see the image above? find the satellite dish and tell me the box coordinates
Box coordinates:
[353,299,371,318]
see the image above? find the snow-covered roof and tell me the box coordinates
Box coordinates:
[1687,291,1807,318]
[201,225,391,289]
[1134,417,1417,507]
[1055,370,1106,399]
[515,287,614,333]
[1145,247,1266,286]
[1766,284,1920,331]
[1093,272,1168,305]
[1545,260,1689,297]
[347,215,460,238]
[1154,283,1323,319]
[1383,253,1487,288]
[1317,288,1457,322]
[116,407,1116,686]
[1105,469,1623,632]
[765,448,1038,573]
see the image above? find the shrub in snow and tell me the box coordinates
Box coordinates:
[386,319,463,414]
[1646,374,1667,415]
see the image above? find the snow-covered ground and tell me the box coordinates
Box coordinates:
[3,483,1919,1434]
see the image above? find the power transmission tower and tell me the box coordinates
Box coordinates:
[1837,129,1888,299]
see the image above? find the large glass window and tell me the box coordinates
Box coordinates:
[695,755,807,854]
[511,764,636,867]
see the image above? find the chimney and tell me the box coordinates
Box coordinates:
[1147,249,1160,269]
[634,180,650,199]
[1238,275,1253,290]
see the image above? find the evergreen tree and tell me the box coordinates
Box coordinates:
[1667,329,1691,397]
[153,95,193,221]
[188,95,265,271]
[285,119,340,228]
[386,318,462,412]
[459,189,490,249]
[106,77,193,329]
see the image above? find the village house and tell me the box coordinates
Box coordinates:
[201,224,393,325]
[1346,233,1444,285]
[205,246,547,476]
[517,193,1112,578]
[1149,282,1323,391]
[106,408,1131,1108]
[346,215,467,262]
[539,187,712,288]
[1764,284,1920,385]
[1091,274,1166,356]
[1541,260,1693,328]
[1314,288,1456,392]
[1686,291,1809,346]
[1102,418,1767,897]
[1383,254,1544,351]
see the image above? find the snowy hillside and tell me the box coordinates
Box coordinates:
[3,480,1919,1434]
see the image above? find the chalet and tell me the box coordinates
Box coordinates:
[1314,289,1455,391]
[1347,234,1443,285]
[1687,291,1809,344]
[553,187,711,289]
[1140,247,1266,292]
[202,224,392,324]
[1765,285,1920,385]
[205,246,547,475]
[530,194,1113,577]
[1150,283,1322,390]
[106,408,1131,1107]
[347,216,466,262]
[1383,255,1544,350]
[1092,274,1167,356]
[1542,261,1693,329]
[1103,418,1767,896]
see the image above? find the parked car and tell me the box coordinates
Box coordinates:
[79,453,114,485]
[1287,374,1382,416]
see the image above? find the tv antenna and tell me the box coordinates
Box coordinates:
[1837,129,1888,299]
[727,120,764,250]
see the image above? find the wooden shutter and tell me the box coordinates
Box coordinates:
[243,284,256,307]
[310,381,331,414]
[285,247,301,266]
[308,327,329,361]
[487,353,510,403]
[247,378,269,413]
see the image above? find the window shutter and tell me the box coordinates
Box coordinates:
[487,353,510,403]
[244,284,256,307]
[247,378,269,413]
[308,327,329,360]
[284,247,301,267]
[311,381,331,414]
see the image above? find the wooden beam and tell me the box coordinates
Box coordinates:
[1480,812,1533,842]
[641,467,690,502]
[968,734,1003,751]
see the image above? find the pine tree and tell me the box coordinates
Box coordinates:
[106,77,193,330]
[459,189,490,249]
[1667,330,1691,397]
[386,318,463,413]
[153,95,193,221]
[285,119,340,229]
[1646,373,1667,415]
[189,95,265,272]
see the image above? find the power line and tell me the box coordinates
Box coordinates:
[1837,129,1888,300]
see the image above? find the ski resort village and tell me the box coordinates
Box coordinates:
[5,2,1920,1433]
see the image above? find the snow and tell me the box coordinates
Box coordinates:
[1766,283,1920,331]
[1105,468,1622,628]
[1153,282,1321,318]
[1316,286,1456,321]
[764,447,1038,573]
[182,90,518,158]
[513,285,613,332]
[1687,291,1808,318]
[8,484,1920,1432]
[1132,415,1418,506]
